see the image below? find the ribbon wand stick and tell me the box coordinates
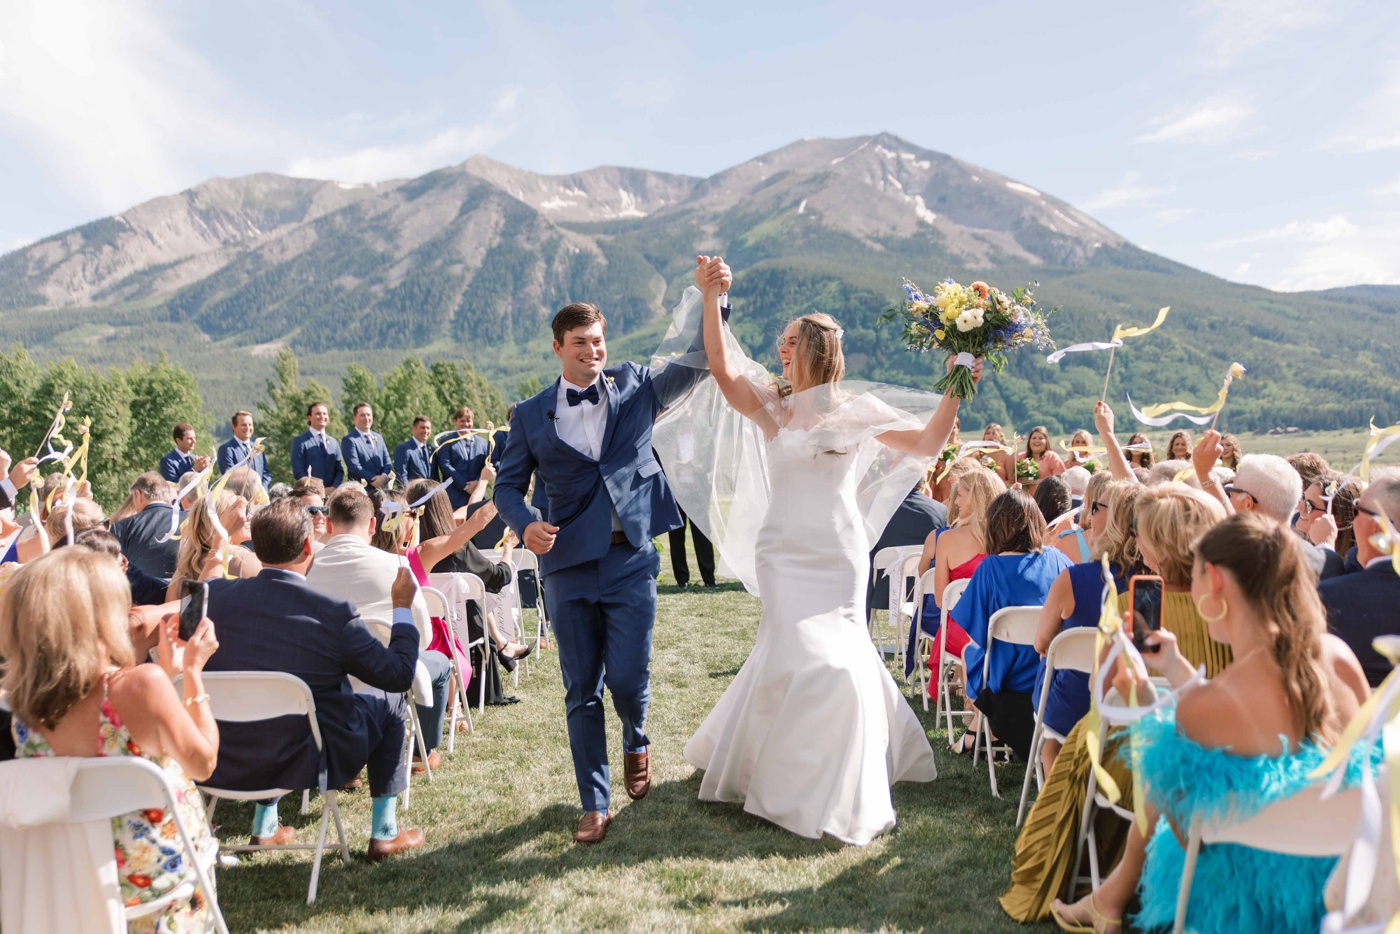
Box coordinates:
[1100,344,1117,403]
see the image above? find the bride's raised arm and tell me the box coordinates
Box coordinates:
[876,358,984,456]
[696,256,776,431]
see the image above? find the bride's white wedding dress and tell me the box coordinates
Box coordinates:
[650,289,938,846]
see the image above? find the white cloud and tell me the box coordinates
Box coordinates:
[286,123,515,183]
[1154,208,1195,224]
[1210,214,1400,291]
[1079,173,1171,212]
[1136,93,1255,144]
[614,75,674,110]
[1376,177,1400,197]
[1212,215,1359,248]
[1232,150,1275,162]
[1193,0,1330,67]
[1324,64,1400,153]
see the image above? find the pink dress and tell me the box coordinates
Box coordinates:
[407,547,471,690]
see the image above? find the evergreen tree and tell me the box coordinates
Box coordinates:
[256,348,340,484]
[126,353,210,479]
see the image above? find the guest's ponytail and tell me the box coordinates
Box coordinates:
[1194,514,1338,744]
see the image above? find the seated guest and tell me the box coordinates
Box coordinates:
[165,491,261,601]
[1033,475,1073,530]
[177,470,207,510]
[289,477,330,547]
[1321,472,1400,687]
[306,486,451,773]
[290,401,344,489]
[1287,451,1332,499]
[913,466,1003,682]
[341,403,392,488]
[1061,464,1091,505]
[950,489,1073,757]
[869,481,948,622]
[0,547,221,928]
[110,472,183,579]
[72,528,176,648]
[217,410,271,487]
[1023,425,1066,480]
[44,496,105,546]
[1125,432,1153,469]
[1296,470,1357,579]
[1052,514,1371,933]
[393,415,436,486]
[159,422,210,483]
[203,497,425,859]
[1033,480,1143,774]
[220,465,265,504]
[433,406,490,511]
[1147,459,1191,485]
[1051,471,1112,565]
[406,476,529,708]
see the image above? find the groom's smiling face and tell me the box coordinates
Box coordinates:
[556,322,607,387]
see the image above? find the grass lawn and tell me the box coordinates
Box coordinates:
[213,560,1033,932]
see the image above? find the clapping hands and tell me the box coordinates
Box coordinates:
[694,255,732,296]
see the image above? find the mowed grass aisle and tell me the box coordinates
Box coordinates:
[215,562,1030,932]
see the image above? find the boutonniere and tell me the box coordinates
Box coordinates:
[604,375,617,391]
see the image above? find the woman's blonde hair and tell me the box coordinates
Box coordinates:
[787,312,845,391]
[982,423,1007,445]
[1135,483,1225,585]
[1069,429,1092,449]
[0,548,134,730]
[1092,480,1144,573]
[171,490,240,594]
[949,467,1006,551]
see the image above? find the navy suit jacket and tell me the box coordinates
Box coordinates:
[495,360,708,577]
[393,439,435,486]
[868,489,949,611]
[1320,561,1400,688]
[158,449,195,483]
[433,434,490,510]
[342,429,391,485]
[291,430,345,487]
[203,568,418,790]
[111,502,183,579]
[489,428,510,470]
[217,437,271,488]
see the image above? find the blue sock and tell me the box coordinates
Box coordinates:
[624,744,647,754]
[251,803,279,838]
[371,795,399,841]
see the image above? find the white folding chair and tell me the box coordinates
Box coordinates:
[1016,627,1099,827]
[422,585,478,750]
[353,618,434,811]
[0,756,229,934]
[185,671,350,905]
[509,548,551,650]
[1174,778,1367,934]
[430,572,491,716]
[971,605,1042,798]
[933,579,972,733]
[871,544,922,662]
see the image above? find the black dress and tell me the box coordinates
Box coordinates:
[432,545,515,706]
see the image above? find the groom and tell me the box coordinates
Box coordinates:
[495,257,731,844]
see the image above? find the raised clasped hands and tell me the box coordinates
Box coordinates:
[694,255,732,297]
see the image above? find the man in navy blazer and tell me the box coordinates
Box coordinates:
[290,401,344,488]
[203,497,426,860]
[1320,475,1400,688]
[342,403,392,488]
[494,257,727,844]
[110,472,183,578]
[158,422,210,483]
[393,415,436,486]
[216,410,272,488]
[433,406,490,510]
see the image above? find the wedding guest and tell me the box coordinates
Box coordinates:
[1023,426,1066,479]
[1065,429,1094,471]
[1126,432,1154,469]
[1320,472,1400,687]
[1219,432,1242,469]
[982,423,1015,485]
[110,472,182,579]
[341,403,392,489]
[1061,465,1091,506]
[1147,459,1191,485]
[177,470,207,510]
[1051,513,1370,933]
[1,547,221,928]
[1287,452,1332,496]
[217,410,272,487]
[165,491,262,601]
[870,482,948,622]
[44,496,105,546]
[433,407,490,511]
[74,526,170,608]
[1033,476,1072,531]
[1051,471,1113,565]
[290,401,344,489]
[1166,430,1193,461]
[950,490,1073,758]
[159,422,210,483]
[393,415,436,486]
[1296,470,1358,578]
[290,477,330,547]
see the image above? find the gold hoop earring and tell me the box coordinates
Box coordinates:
[1195,593,1228,624]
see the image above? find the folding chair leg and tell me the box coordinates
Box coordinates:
[301,789,311,815]
[988,731,1000,798]
[1069,770,1099,893]
[1174,822,1202,934]
[1016,722,1043,827]
[410,702,432,782]
[308,798,331,905]
[326,791,351,864]
[920,647,930,713]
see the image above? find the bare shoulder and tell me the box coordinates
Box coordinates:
[1321,633,1370,709]
[108,664,176,712]
[1175,679,1252,751]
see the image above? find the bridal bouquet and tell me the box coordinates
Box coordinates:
[882,278,1055,399]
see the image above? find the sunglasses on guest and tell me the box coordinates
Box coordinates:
[306,505,329,517]
[1089,500,1108,516]
[1224,484,1257,506]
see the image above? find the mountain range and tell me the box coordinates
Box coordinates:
[0,132,1396,433]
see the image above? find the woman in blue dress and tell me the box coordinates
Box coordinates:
[1051,513,1373,933]
[950,489,1072,758]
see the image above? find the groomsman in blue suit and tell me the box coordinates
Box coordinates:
[290,401,345,488]
[216,410,272,488]
[159,423,210,482]
[393,415,436,486]
[495,256,729,845]
[433,406,490,510]
[341,403,392,488]
[488,404,514,470]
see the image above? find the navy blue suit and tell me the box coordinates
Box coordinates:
[495,352,709,812]
[217,437,271,488]
[489,428,510,470]
[203,568,417,795]
[393,439,435,486]
[291,430,345,487]
[111,502,183,579]
[433,434,490,510]
[1320,561,1400,688]
[158,448,196,483]
[342,429,391,486]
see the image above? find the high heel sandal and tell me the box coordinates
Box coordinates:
[946,729,974,757]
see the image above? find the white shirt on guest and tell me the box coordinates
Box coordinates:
[305,533,431,650]
[554,376,608,461]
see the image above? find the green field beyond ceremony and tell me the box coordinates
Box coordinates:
[213,559,1029,933]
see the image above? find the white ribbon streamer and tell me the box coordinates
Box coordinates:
[1046,338,1123,365]
[1127,394,1216,427]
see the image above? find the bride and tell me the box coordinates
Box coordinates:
[654,256,982,845]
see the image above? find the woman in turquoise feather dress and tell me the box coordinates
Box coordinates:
[1051,513,1373,933]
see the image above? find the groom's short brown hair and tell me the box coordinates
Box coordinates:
[552,302,607,344]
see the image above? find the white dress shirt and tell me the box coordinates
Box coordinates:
[554,376,609,461]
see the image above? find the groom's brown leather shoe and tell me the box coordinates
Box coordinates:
[573,809,612,844]
[624,748,651,800]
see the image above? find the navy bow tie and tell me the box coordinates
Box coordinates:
[567,384,601,407]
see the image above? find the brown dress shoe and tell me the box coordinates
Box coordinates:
[341,775,365,791]
[249,824,297,847]
[367,827,426,862]
[573,809,612,845]
[411,749,442,774]
[624,748,651,800]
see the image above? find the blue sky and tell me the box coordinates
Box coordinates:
[2,0,1398,291]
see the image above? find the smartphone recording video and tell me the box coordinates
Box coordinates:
[1128,575,1163,651]
[178,579,208,642]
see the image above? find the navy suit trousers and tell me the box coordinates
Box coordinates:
[544,540,660,812]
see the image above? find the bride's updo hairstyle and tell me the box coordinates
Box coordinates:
[1193,513,1338,743]
[788,313,845,391]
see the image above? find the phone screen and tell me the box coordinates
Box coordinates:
[1130,576,1163,650]
[178,579,208,642]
